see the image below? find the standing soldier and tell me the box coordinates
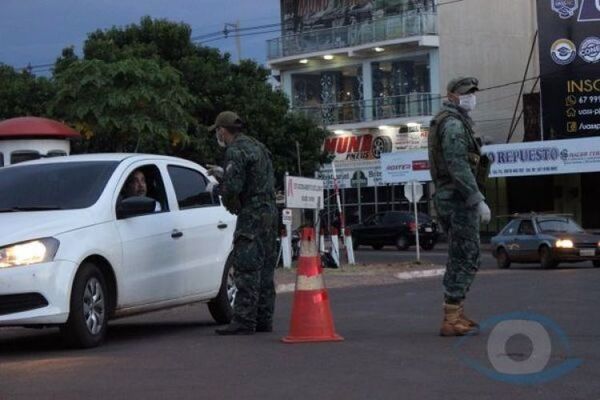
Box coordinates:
[428,77,491,336]
[208,111,279,335]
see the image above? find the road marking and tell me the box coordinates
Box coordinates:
[395,268,446,280]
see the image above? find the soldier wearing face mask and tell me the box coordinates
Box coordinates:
[428,77,491,337]
[206,111,278,336]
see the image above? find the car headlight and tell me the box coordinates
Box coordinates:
[555,239,574,249]
[0,238,59,268]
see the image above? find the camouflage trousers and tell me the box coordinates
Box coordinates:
[434,193,481,304]
[230,205,278,329]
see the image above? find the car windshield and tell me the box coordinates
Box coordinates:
[0,161,118,211]
[537,218,584,233]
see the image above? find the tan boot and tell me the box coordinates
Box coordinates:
[458,303,479,329]
[440,303,479,336]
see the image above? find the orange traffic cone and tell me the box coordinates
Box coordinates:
[282,227,344,343]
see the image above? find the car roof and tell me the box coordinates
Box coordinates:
[3,153,197,168]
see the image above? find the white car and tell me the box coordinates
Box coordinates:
[0,154,237,348]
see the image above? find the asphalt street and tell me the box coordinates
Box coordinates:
[1,256,599,400]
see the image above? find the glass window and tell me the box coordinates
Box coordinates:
[0,161,117,210]
[11,150,41,165]
[168,166,216,209]
[118,165,169,215]
[377,186,392,204]
[518,220,536,235]
[360,187,375,203]
[537,218,584,233]
[501,220,520,236]
[361,204,376,223]
[344,188,358,204]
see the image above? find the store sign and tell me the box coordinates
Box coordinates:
[317,160,383,189]
[380,150,432,184]
[285,176,324,209]
[482,136,600,177]
[537,0,600,139]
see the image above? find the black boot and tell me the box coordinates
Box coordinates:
[215,322,255,336]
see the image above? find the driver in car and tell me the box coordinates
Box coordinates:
[122,169,162,212]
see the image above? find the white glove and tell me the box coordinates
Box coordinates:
[206,164,224,181]
[477,201,491,224]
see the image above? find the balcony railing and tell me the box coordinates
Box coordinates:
[267,11,437,60]
[291,93,440,127]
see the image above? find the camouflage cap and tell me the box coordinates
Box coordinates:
[447,77,479,95]
[208,111,244,131]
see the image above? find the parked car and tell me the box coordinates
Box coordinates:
[0,154,237,348]
[350,211,439,251]
[491,213,600,269]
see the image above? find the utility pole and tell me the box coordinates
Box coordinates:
[223,21,242,62]
[295,140,302,176]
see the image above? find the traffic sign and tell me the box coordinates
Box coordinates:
[404,181,423,203]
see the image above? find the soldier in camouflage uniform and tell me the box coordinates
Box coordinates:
[208,111,278,335]
[428,77,491,336]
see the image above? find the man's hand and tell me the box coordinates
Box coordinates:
[477,201,491,224]
[206,164,224,181]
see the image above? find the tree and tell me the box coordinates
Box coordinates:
[0,64,55,119]
[61,17,329,185]
[50,58,196,153]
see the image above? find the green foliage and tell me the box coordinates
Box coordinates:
[50,58,196,153]
[0,64,55,119]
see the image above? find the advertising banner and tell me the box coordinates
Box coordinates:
[380,149,431,183]
[285,176,325,209]
[483,136,600,177]
[537,0,600,139]
[317,160,383,189]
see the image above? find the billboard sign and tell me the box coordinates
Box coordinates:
[380,150,432,183]
[538,0,600,139]
[285,176,324,209]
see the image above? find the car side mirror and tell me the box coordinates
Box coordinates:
[117,196,157,219]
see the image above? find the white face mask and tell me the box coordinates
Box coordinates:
[458,94,477,112]
[215,129,226,148]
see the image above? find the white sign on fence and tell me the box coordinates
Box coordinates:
[285,176,324,209]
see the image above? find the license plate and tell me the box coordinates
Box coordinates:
[425,227,433,232]
[580,249,595,257]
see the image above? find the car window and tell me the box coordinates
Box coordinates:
[537,218,584,233]
[0,161,118,210]
[47,150,67,158]
[11,150,41,165]
[501,219,519,236]
[117,165,169,215]
[384,212,404,224]
[167,165,217,209]
[518,220,536,235]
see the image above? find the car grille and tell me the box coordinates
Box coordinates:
[0,293,48,316]
[575,243,597,249]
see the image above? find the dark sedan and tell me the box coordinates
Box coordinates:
[350,211,439,251]
[491,214,600,269]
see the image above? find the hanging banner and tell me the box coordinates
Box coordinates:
[482,136,600,177]
[380,149,431,183]
[537,0,600,140]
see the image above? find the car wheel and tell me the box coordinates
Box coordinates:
[372,244,384,250]
[593,260,600,268]
[396,235,410,251]
[61,262,108,348]
[539,246,558,269]
[421,241,435,251]
[208,253,236,324]
[496,248,511,269]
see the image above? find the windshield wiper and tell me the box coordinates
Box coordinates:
[0,205,64,212]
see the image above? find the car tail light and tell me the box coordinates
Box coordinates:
[408,222,417,232]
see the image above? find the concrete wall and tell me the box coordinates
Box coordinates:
[438,0,539,144]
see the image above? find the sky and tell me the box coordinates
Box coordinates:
[0,0,281,72]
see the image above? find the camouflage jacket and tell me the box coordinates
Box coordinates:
[428,102,485,207]
[220,134,277,235]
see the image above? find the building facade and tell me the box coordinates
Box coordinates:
[268,0,600,231]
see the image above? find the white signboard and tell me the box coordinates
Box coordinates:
[482,136,600,178]
[318,160,383,189]
[282,208,293,224]
[380,150,432,184]
[404,181,423,203]
[285,176,324,209]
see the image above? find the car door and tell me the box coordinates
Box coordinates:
[166,163,236,296]
[361,213,385,244]
[115,163,183,306]
[515,219,538,261]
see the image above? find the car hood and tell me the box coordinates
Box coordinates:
[0,209,99,247]
[548,232,600,243]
